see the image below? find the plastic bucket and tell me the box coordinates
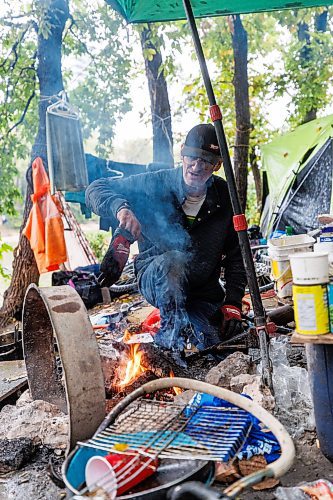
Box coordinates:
[290,252,329,285]
[293,284,329,335]
[268,234,315,298]
[314,242,333,276]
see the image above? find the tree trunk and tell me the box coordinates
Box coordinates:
[250,146,262,211]
[0,0,69,329]
[298,10,328,124]
[230,15,250,212]
[140,25,174,166]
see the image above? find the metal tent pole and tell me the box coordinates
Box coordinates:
[182,0,273,389]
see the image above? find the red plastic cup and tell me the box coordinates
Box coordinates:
[85,453,158,497]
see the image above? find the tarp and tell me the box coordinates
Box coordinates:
[107,0,332,23]
[261,115,333,235]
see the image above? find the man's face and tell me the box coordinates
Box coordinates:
[182,155,219,189]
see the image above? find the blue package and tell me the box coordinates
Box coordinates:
[184,392,281,464]
[184,392,231,417]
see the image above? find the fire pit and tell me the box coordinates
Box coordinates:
[62,377,295,499]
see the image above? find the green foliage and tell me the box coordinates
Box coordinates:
[270,7,333,125]
[86,231,109,262]
[0,0,133,212]
[0,8,38,215]
[246,178,261,225]
[64,0,132,156]
[0,238,12,280]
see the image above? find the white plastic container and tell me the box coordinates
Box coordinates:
[314,241,333,276]
[290,252,329,285]
[268,234,315,298]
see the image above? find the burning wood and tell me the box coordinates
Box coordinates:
[115,343,146,390]
[170,370,183,396]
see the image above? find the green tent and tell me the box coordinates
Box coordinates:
[107,0,331,23]
[261,114,333,235]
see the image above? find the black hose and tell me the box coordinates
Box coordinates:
[169,481,229,500]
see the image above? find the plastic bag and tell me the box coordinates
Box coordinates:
[269,336,315,437]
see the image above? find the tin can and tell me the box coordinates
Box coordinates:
[271,259,293,298]
[293,284,329,335]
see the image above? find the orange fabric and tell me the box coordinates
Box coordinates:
[23,157,67,273]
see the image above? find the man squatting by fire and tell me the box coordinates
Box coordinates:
[86,124,247,367]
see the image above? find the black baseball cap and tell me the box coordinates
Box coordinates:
[182,124,222,164]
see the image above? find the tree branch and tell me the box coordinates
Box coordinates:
[1,91,36,141]
[0,21,35,71]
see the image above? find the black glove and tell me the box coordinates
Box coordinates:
[98,227,134,287]
[221,304,244,339]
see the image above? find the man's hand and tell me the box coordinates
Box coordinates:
[117,208,141,241]
[221,304,244,339]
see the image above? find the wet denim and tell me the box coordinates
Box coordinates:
[138,250,223,351]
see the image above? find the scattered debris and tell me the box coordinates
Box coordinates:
[243,376,275,411]
[230,373,258,393]
[215,461,241,483]
[275,479,333,499]
[4,466,65,500]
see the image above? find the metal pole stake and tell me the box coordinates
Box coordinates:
[182,0,273,390]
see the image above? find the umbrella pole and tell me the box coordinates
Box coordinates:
[182,0,273,390]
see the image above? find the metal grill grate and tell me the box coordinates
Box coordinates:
[78,399,252,462]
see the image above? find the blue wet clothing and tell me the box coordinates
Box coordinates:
[85,167,246,350]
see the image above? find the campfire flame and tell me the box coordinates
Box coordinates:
[170,370,182,396]
[117,344,146,389]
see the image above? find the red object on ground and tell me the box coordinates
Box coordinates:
[141,308,160,333]
[86,453,159,497]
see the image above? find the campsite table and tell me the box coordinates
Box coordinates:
[291,332,333,344]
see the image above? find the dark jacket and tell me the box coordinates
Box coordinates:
[85,167,247,308]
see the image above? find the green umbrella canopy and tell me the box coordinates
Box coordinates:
[107,0,331,23]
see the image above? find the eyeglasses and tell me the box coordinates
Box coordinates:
[183,156,216,170]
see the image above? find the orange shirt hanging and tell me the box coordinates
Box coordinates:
[23,157,67,273]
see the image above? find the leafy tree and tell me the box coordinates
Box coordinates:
[65,0,132,156]
[272,8,333,125]
[0,0,132,327]
[139,23,174,166]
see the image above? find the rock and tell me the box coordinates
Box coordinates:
[16,389,32,407]
[205,352,256,389]
[0,438,35,473]
[0,400,69,450]
[242,378,275,411]
[230,374,259,394]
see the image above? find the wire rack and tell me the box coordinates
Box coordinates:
[77,399,252,462]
